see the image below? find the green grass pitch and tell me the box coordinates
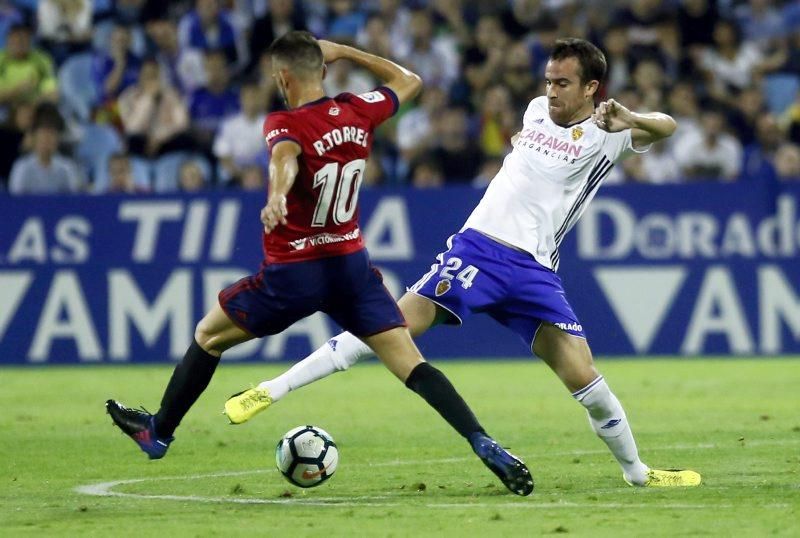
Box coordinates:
[1,359,799,536]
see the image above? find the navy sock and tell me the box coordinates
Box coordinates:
[154,339,220,438]
[404,362,486,440]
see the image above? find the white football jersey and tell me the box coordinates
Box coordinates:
[462,95,648,271]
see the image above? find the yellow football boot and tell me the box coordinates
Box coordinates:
[224,388,272,424]
[625,468,702,487]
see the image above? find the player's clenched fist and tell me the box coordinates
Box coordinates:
[261,194,288,233]
[592,98,635,133]
[318,40,344,63]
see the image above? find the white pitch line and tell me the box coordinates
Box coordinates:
[368,438,800,466]
[75,438,800,508]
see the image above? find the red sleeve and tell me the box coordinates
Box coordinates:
[263,112,302,154]
[343,86,399,129]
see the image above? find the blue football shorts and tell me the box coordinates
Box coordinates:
[219,249,406,338]
[408,228,585,349]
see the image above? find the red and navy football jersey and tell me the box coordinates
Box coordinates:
[262,86,399,263]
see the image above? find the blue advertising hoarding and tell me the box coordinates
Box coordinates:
[1,182,799,364]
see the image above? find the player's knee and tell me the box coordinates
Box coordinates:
[194,322,218,353]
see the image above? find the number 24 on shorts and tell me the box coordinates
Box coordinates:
[440,257,478,289]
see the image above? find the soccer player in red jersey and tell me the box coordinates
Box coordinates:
[106,32,533,496]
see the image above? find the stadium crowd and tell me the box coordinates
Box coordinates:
[1,0,799,194]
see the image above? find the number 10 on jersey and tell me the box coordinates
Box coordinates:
[312,159,366,227]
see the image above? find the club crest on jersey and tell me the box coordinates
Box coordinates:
[435,279,451,297]
[328,106,340,116]
[571,126,584,141]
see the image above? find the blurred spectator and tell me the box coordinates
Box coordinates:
[620,153,648,182]
[674,108,742,181]
[472,158,503,188]
[499,0,558,40]
[113,0,168,26]
[666,81,702,151]
[323,59,374,98]
[118,58,191,158]
[373,0,413,59]
[411,154,444,189]
[431,107,483,183]
[326,0,367,41]
[429,0,471,48]
[213,81,266,184]
[0,1,23,48]
[9,112,82,194]
[727,85,766,146]
[248,0,306,74]
[92,23,142,104]
[774,143,800,180]
[363,155,385,187]
[0,24,59,110]
[678,0,719,49]
[37,0,92,65]
[478,84,517,159]
[611,0,679,69]
[178,159,207,191]
[355,14,392,59]
[189,49,239,158]
[178,0,240,67]
[253,49,280,111]
[785,93,800,144]
[602,24,633,95]
[694,18,784,107]
[734,0,785,45]
[106,152,149,193]
[236,163,265,191]
[779,29,800,74]
[396,86,446,172]
[500,41,539,112]
[399,8,459,93]
[0,101,33,185]
[639,140,682,184]
[145,15,206,94]
[462,15,509,98]
[631,58,666,112]
[741,113,784,182]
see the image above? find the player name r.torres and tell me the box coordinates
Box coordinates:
[312,126,369,156]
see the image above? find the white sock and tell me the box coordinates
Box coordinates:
[257,332,374,401]
[573,376,649,485]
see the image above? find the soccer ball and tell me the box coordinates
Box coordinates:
[275,425,338,488]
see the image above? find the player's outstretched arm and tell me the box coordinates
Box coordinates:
[262,140,301,233]
[592,99,677,149]
[318,40,422,105]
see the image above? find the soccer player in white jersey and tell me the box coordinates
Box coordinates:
[225,38,701,488]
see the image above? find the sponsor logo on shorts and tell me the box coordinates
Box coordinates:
[289,228,361,250]
[327,339,338,351]
[435,279,451,297]
[554,322,583,333]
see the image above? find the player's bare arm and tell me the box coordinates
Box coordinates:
[262,140,301,233]
[592,98,677,149]
[318,40,422,104]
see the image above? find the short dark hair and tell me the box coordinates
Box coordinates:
[32,102,64,132]
[550,38,607,86]
[268,31,323,77]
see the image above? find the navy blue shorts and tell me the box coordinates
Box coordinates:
[219,249,406,338]
[409,229,585,349]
